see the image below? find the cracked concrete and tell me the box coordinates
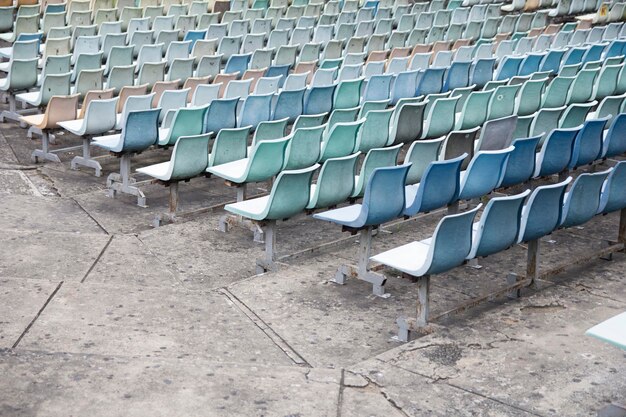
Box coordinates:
[1,97,626,416]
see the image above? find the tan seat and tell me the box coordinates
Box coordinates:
[21,94,80,163]
[241,68,266,92]
[182,76,211,103]
[116,84,149,113]
[213,72,239,97]
[389,47,412,60]
[79,88,115,119]
[294,61,317,84]
[151,80,179,108]
[366,50,388,64]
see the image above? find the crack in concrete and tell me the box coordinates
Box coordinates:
[357,373,411,417]
[336,369,345,417]
[72,197,109,235]
[12,281,64,349]
[573,282,624,304]
[80,235,114,284]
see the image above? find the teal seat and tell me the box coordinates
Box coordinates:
[534,126,580,178]
[566,68,599,104]
[486,84,520,121]
[458,146,514,201]
[515,78,546,117]
[468,190,531,259]
[530,106,567,142]
[456,90,492,130]
[598,161,626,214]
[358,100,389,118]
[518,177,571,243]
[273,88,305,122]
[592,64,622,101]
[353,108,393,152]
[594,93,626,123]
[206,137,290,185]
[560,169,611,228]
[333,78,363,109]
[559,101,597,129]
[307,153,360,210]
[325,107,359,132]
[500,135,541,188]
[293,112,327,131]
[209,127,251,167]
[586,311,626,351]
[304,84,336,114]
[204,97,238,135]
[253,118,289,146]
[602,113,626,158]
[404,137,446,185]
[422,95,460,139]
[159,105,208,146]
[542,76,574,108]
[404,153,465,216]
[320,119,364,162]
[352,144,402,198]
[282,125,324,170]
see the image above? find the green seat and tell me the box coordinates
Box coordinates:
[566,68,599,105]
[352,144,402,198]
[592,64,622,101]
[559,101,597,129]
[209,126,252,167]
[515,78,547,116]
[252,117,289,147]
[422,95,460,139]
[354,108,394,153]
[513,114,535,140]
[422,91,451,118]
[358,100,389,118]
[483,80,508,91]
[404,137,445,185]
[158,105,209,147]
[530,106,567,145]
[542,76,574,109]
[224,164,319,221]
[326,106,359,132]
[307,153,360,210]
[293,113,328,131]
[206,136,290,185]
[595,93,626,122]
[0,7,14,33]
[487,84,521,121]
[450,85,476,112]
[456,90,493,130]
[333,78,363,109]
[283,125,325,170]
[320,119,364,162]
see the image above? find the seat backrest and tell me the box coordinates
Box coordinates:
[603,113,626,158]
[246,137,291,182]
[6,58,38,91]
[407,153,465,215]
[121,108,161,152]
[273,88,306,122]
[210,127,251,167]
[569,116,609,168]
[83,97,118,135]
[264,164,319,220]
[321,119,364,161]
[304,84,336,115]
[204,97,238,135]
[283,124,325,170]
[476,115,518,151]
[358,164,411,226]
[389,101,427,145]
[424,204,481,275]
[169,133,211,181]
[561,169,612,228]
[404,137,445,185]
[535,126,580,178]
[441,127,479,171]
[253,118,289,145]
[40,72,72,106]
[309,153,360,209]
[599,161,626,214]
[353,144,402,197]
[459,146,514,201]
[239,93,273,130]
[165,105,208,146]
[45,94,80,129]
[518,177,572,243]
[355,108,394,153]
[501,135,541,188]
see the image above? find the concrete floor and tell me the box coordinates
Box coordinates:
[0,111,625,417]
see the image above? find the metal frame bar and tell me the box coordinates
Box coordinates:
[0,94,35,128]
[31,131,64,163]
[106,153,147,207]
[218,183,267,241]
[70,136,103,177]
[256,220,277,274]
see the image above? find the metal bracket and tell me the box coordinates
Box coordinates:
[70,137,103,177]
[106,153,147,207]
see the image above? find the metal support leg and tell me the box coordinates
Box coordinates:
[333,227,388,297]
[0,95,33,127]
[619,208,626,245]
[218,183,264,241]
[71,137,102,177]
[468,257,482,269]
[448,200,460,215]
[236,184,247,202]
[506,272,522,299]
[169,181,179,216]
[31,131,62,163]
[527,239,539,289]
[256,220,277,274]
[106,154,147,207]
[396,274,430,342]
[557,170,569,182]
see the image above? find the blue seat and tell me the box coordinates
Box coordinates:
[562,46,587,67]
[534,126,579,178]
[458,147,514,201]
[362,74,392,102]
[598,161,626,214]
[224,53,252,76]
[569,117,609,169]
[518,177,571,243]
[495,56,524,81]
[470,57,495,88]
[265,64,291,87]
[183,30,207,52]
[370,204,482,336]
[518,52,545,77]
[443,61,470,92]
[500,135,541,188]
[560,169,611,228]
[467,190,531,259]
[313,164,411,228]
[403,154,465,217]
[581,43,606,63]
[273,88,305,122]
[204,97,238,135]
[605,40,626,59]
[602,113,626,158]
[238,93,273,130]
[304,84,336,115]
[390,70,419,105]
[539,49,566,74]
[415,67,445,96]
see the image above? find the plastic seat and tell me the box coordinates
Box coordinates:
[560,169,612,228]
[534,126,580,178]
[602,113,626,158]
[362,75,391,103]
[353,108,393,153]
[17,72,71,109]
[273,88,305,122]
[306,153,360,210]
[390,70,419,105]
[566,68,599,105]
[282,125,325,171]
[207,127,250,169]
[499,135,541,188]
[204,97,238,136]
[529,106,567,141]
[351,144,402,198]
[415,67,445,96]
[518,177,571,243]
[320,119,364,162]
[304,84,336,115]
[476,115,518,152]
[158,105,208,147]
[559,101,597,129]
[456,90,493,131]
[468,190,531,260]
[237,93,272,130]
[389,100,427,145]
[569,117,609,169]
[137,62,166,89]
[333,78,363,110]
[458,147,514,201]
[598,161,626,214]
[422,96,460,139]
[515,78,547,117]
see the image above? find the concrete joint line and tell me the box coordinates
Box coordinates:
[72,197,110,235]
[80,235,114,284]
[12,281,64,349]
[219,288,312,368]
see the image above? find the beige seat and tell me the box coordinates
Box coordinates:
[21,94,80,163]
[151,80,180,107]
[182,76,211,103]
[116,84,149,113]
[241,69,266,93]
[213,72,239,97]
[294,61,317,84]
[79,88,115,119]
